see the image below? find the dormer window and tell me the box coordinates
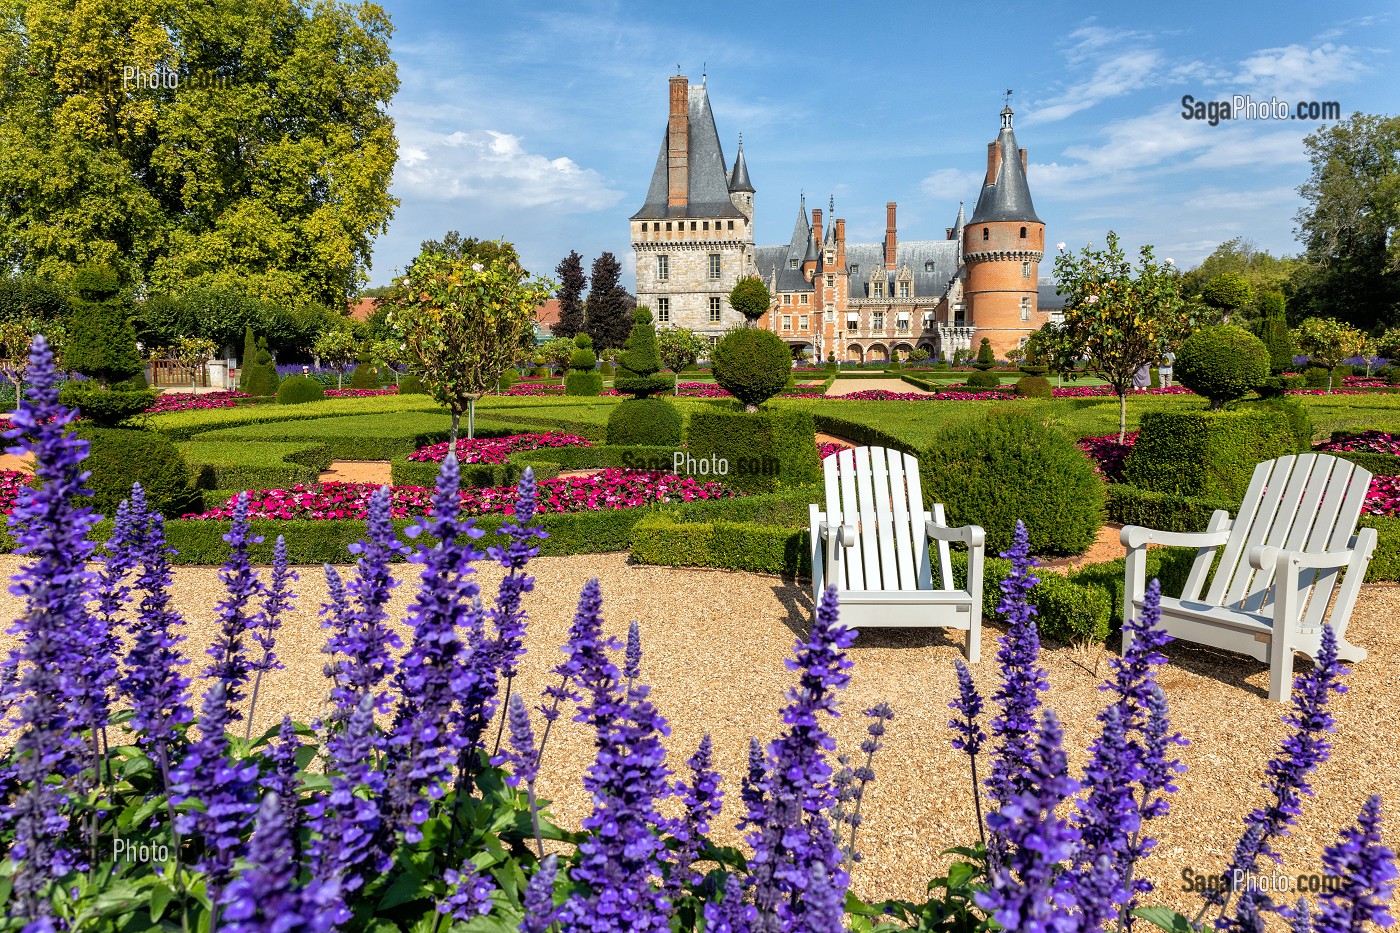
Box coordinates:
[873,279,884,299]
[899,281,909,298]
[789,258,798,269]
[850,265,858,275]
[925,261,934,271]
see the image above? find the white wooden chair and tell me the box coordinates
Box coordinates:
[809,446,986,660]
[1122,453,1378,702]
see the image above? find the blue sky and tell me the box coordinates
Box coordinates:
[368,0,1396,289]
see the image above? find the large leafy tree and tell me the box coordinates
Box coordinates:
[554,251,587,338]
[1053,232,1200,440]
[1294,317,1369,391]
[393,247,552,441]
[1180,238,1300,319]
[656,325,709,392]
[1291,113,1400,332]
[584,252,635,350]
[0,0,399,308]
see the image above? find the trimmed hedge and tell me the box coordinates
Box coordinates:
[1123,409,1295,500]
[59,385,157,427]
[1105,483,1236,532]
[192,413,517,460]
[1361,517,1400,582]
[686,406,820,494]
[179,441,334,490]
[630,514,810,577]
[965,370,1001,389]
[1231,396,1312,451]
[74,426,203,519]
[810,414,915,454]
[1015,375,1053,398]
[399,374,425,394]
[276,375,326,405]
[712,328,793,409]
[1328,450,1400,476]
[150,395,449,440]
[606,398,683,446]
[1174,325,1269,408]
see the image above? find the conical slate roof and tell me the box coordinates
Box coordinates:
[631,83,745,219]
[787,195,811,260]
[969,109,1042,225]
[728,136,754,193]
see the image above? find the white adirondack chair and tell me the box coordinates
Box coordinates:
[809,446,986,660]
[1122,453,1378,702]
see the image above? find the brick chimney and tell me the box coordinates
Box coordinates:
[668,76,689,209]
[986,141,1003,186]
[884,202,897,270]
[1020,147,1028,172]
[835,218,846,267]
[812,208,823,251]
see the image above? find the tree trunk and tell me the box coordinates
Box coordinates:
[450,409,460,445]
[467,397,476,440]
[1118,391,1128,444]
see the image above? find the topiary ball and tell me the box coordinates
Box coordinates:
[711,328,792,411]
[350,362,378,389]
[399,373,426,394]
[1174,325,1270,408]
[965,370,1001,389]
[497,368,519,392]
[1015,375,1053,398]
[606,397,682,446]
[74,425,201,519]
[276,375,326,405]
[919,409,1105,555]
[59,384,157,427]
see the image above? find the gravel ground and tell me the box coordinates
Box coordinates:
[1,551,1394,918]
[826,378,932,396]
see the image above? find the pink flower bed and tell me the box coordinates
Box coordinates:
[0,469,34,514]
[1076,432,1139,483]
[1343,376,1390,388]
[1050,385,1195,398]
[409,432,592,465]
[145,391,250,413]
[817,441,845,461]
[185,469,734,521]
[324,387,398,398]
[1364,475,1400,516]
[1285,388,1363,396]
[1316,431,1400,457]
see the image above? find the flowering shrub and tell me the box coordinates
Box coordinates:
[0,467,34,513]
[1076,431,1139,483]
[409,431,592,465]
[1317,430,1400,457]
[144,391,251,413]
[324,387,399,398]
[1364,476,1400,517]
[186,469,734,521]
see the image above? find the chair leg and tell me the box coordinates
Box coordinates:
[966,614,980,664]
[1269,643,1295,704]
[966,539,985,664]
[1123,544,1148,656]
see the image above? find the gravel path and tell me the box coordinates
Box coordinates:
[826,377,931,396]
[1,552,1394,916]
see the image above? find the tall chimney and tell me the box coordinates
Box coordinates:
[884,202,897,270]
[668,76,689,209]
[1020,147,1028,172]
[985,141,1001,186]
[812,208,823,252]
[835,218,846,267]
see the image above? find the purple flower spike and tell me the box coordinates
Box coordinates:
[703,874,756,933]
[519,854,560,933]
[205,492,265,722]
[439,859,497,921]
[221,792,340,933]
[492,692,538,787]
[949,659,985,757]
[671,733,723,893]
[121,510,192,756]
[625,619,642,685]
[1313,795,1396,933]
[987,520,1048,814]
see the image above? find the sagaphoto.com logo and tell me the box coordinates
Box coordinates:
[1181,94,1341,126]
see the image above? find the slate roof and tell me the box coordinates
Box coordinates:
[728,139,754,193]
[632,84,745,220]
[968,111,1042,225]
[1037,282,1066,310]
[755,245,815,293]
[843,241,960,300]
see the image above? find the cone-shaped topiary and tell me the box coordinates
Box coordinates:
[240,336,281,397]
[63,264,142,386]
[565,333,602,396]
[349,355,377,389]
[971,338,995,372]
[1175,324,1270,409]
[614,307,674,398]
[1258,301,1294,376]
[711,327,791,413]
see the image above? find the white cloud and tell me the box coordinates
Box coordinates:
[394,129,624,212]
[1026,26,1167,124]
[1230,42,1373,99]
[919,167,983,200]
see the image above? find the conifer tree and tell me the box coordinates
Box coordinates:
[584,253,635,350]
[554,252,588,339]
[613,307,674,398]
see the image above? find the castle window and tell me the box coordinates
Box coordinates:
[825,274,834,287]
[657,254,669,281]
[799,315,809,329]
[666,222,672,232]
[691,222,697,231]
[872,312,884,331]
[847,313,859,332]
[703,221,709,231]
[782,315,792,331]
[925,261,934,271]
[982,228,989,241]
[873,279,883,299]
[657,297,670,322]
[899,281,910,299]
[1020,227,1027,238]
[727,221,734,230]
[709,297,722,322]
[800,294,809,305]
[1022,261,1031,278]
[709,254,721,280]
[1020,297,1031,321]
[789,258,798,269]
[783,294,792,305]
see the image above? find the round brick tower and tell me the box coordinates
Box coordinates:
[962,105,1045,358]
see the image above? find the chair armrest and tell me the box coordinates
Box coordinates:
[925,520,986,548]
[1249,544,1356,572]
[818,522,857,547]
[1120,524,1233,551]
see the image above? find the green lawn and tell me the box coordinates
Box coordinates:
[150,394,446,439]
[178,440,333,489]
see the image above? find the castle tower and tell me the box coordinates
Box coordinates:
[961,104,1046,357]
[629,74,750,338]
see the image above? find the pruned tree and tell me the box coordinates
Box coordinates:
[554,251,588,338]
[1052,232,1200,440]
[1201,272,1253,324]
[584,253,635,350]
[657,326,710,394]
[313,328,361,389]
[1294,317,1369,391]
[728,276,772,326]
[0,318,63,409]
[172,335,218,391]
[393,246,552,441]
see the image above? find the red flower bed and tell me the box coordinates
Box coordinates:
[0,469,34,514]
[1076,432,1139,483]
[408,432,592,464]
[1316,431,1400,457]
[1364,475,1400,516]
[145,391,251,413]
[1050,386,1195,398]
[185,468,734,521]
[817,442,845,461]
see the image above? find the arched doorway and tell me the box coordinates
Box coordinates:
[846,344,864,362]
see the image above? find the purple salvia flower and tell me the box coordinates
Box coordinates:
[670,734,723,895]
[738,735,766,833]
[386,453,485,841]
[1071,702,1139,926]
[169,682,259,905]
[746,583,855,933]
[829,754,857,851]
[949,658,989,848]
[260,716,303,868]
[246,535,296,738]
[703,875,757,933]
[121,509,192,756]
[625,618,642,686]
[519,854,560,933]
[439,859,497,921]
[987,520,1048,812]
[489,469,543,683]
[89,492,141,730]
[803,857,849,933]
[0,335,100,923]
[1288,898,1312,933]
[204,492,265,722]
[1141,684,1187,819]
[308,693,391,914]
[1313,795,1396,933]
[1229,890,1269,933]
[975,709,1081,933]
[843,701,894,864]
[490,692,545,856]
[222,792,340,933]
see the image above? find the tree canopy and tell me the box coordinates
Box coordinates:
[0,0,399,308]
[554,251,588,339]
[584,253,635,350]
[728,276,771,325]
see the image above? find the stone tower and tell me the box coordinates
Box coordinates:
[961,105,1046,357]
[630,75,752,339]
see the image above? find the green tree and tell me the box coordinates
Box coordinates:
[64,264,142,386]
[411,232,521,275]
[393,247,552,441]
[1180,238,1300,321]
[1291,113,1400,332]
[1294,317,1369,391]
[1257,295,1295,375]
[1053,232,1200,441]
[539,337,577,384]
[0,275,69,321]
[0,0,398,307]
[0,318,63,409]
[172,335,217,391]
[313,328,361,389]
[613,307,673,399]
[1201,272,1253,324]
[584,252,635,350]
[554,251,588,338]
[656,326,710,393]
[728,276,772,326]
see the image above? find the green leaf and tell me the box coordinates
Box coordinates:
[377,868,431,912]
[1131,906,1196,932]
[148,882,173,922]
[946,860,977,891]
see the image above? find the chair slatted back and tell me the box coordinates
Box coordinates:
[822,446,940,592]
[1204,454,1372,623]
